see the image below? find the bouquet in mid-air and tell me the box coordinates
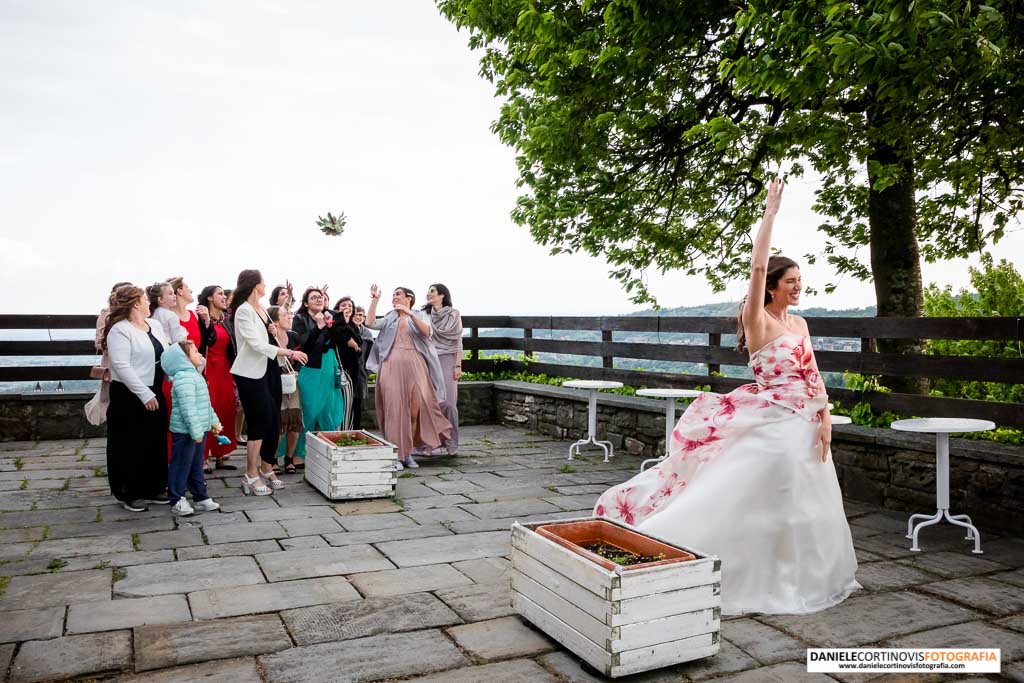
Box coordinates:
[317,211,347,237]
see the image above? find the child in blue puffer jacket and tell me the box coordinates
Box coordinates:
[164,340,222,516]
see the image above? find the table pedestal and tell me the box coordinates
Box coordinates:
[568,390,614,463]
[640,397,677,472]
[906,433,982,554]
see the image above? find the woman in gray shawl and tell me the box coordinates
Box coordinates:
[421,284,462,455]
[365,285,452,469]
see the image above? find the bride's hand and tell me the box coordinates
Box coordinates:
[816,421,832,462]
[765,178,784,217]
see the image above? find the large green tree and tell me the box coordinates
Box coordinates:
[437,0,1024,328]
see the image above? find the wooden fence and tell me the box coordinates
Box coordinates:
[2,314,1022,427]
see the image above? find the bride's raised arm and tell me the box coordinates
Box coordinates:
[741,180,785,334]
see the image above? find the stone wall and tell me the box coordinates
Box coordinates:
[492,380,1024,534]
[0,382,495,442]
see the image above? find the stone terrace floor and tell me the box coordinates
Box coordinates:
[1,426,1024,682]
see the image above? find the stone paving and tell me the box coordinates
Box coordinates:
[0,425,1023,682]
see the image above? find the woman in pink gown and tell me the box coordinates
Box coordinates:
[594,180,859,616]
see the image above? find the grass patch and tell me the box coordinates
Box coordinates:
[112,567,126,583]
[95,508,103,522]
[30,501,37,511]
[94,560,111,570]
[398,472,416,479]
[559,464,576,474]
[545,485,559,492]
[78,452,87,462]
[392,495,405,509]
[13,457,23,471]
[0,576,9,596]
[479,438,496,445]
[19,478,28,491]
[131,533,140,551]
[92,466,105,477]
[59,479,71,491]
[41,526,50,541]
[47,559,67,573]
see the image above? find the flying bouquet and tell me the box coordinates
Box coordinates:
[317,211,347,237]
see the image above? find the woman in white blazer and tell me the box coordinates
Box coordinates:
[101,285,172,512]
[229,269,307,496]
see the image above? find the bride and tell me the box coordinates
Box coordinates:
[594,179,860,615]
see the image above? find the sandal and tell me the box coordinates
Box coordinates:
[261,470,286,490]
[215,459,238,470]
[203,463,214,474]
[241,473,272,496]
[284,457,297,474]
[293,458,305,470]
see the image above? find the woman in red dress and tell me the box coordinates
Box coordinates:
[198,285,238,470]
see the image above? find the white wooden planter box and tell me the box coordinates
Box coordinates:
[304,430,398,500]
[511,517,721,678]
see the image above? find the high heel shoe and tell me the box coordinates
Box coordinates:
[241,473,272,496]
[261,471,285,490]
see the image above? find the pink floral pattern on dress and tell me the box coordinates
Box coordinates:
[594,333,828,528]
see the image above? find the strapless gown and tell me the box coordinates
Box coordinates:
[593,334,860,615]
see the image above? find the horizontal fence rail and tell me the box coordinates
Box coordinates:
[2,314,1022,427]
[459,315,1024,429]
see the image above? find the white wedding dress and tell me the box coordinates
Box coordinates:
[594,334,860,615]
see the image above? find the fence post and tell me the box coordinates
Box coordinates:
[470,327,479,361]
[523,328,532,363]
[602,328,613,369]
[708,333,721,377]
[861,337,875,353]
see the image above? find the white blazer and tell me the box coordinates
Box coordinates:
[151,306,186,343]
[230,302,279,379]
[107,319,171,403]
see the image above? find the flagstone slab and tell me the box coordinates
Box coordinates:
[0,645,13,681]
[447,615,556,660]
[176,511,249,527]
[423,479,485,496]
[322,523,452,547]
[278,516,344,536]
[116,557,264,597]
[215,496,282,513]
[0,606,64,643]
[403,506,478,525]
[543,494,600,511]
[280,535,329,549]
[447,510,580,534]
[452,557,512,584]
[897,551,1010,578]
[67,594,190,634]
[177,539,281,561]
[189,576,360,620]
[10,630,132,683]
[375,530,510,567]
[401,494,472,510]
[332,499,403,516]
[281,592,461,646]
[0,568,112,609]
[349,563,473,597]
[854,560,938,592]
[111,656,261,682]
[722,618,807,665]
[336,512,419,532]
[997,615,1024,634]
[0,507,104,530]
[61,549,175,572]
[886,621,1024,660]
[134,613,291,671]
[990,568,1024,589]
[435,581,515,622]
[136,528,205,551]
[8,533,132,560]
[918,577,1024,616]
[255,544,393,581]
[406,659,558,682]
[538,651,683,683]
[245,505,339,522]
[259,629,468,683]
[762,592,980,647]
[203,521,287,544]
[459,498,563,519]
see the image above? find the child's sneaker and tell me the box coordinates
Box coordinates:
[192,498,220,513]
[171,498,194,516]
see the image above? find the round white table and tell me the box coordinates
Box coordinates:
[826,404,852,425]
[636,388,703,471]
[890,417,995,554]
[563,380,624,462]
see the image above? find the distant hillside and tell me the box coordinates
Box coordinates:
[629,302,877,318]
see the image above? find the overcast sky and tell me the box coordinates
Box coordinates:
[2,1,1021,316]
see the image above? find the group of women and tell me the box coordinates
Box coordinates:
[94,269,463,509]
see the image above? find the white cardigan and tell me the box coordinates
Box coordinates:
[151,306,186,344]
[230,302,280,379]
[107,319,171,403]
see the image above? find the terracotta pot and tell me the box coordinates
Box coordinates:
[536,519,695,572]
[315,430,384,448]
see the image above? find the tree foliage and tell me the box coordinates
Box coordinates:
[924,252,1024,403]
[437,0,1024,306]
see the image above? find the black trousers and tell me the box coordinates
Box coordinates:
[234,360,282,465]
[106,380,168,502]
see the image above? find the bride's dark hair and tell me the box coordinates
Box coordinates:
[736,255,800,351]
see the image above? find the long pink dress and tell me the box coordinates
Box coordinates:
[594,333,860,615]
[375,320,452,458]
